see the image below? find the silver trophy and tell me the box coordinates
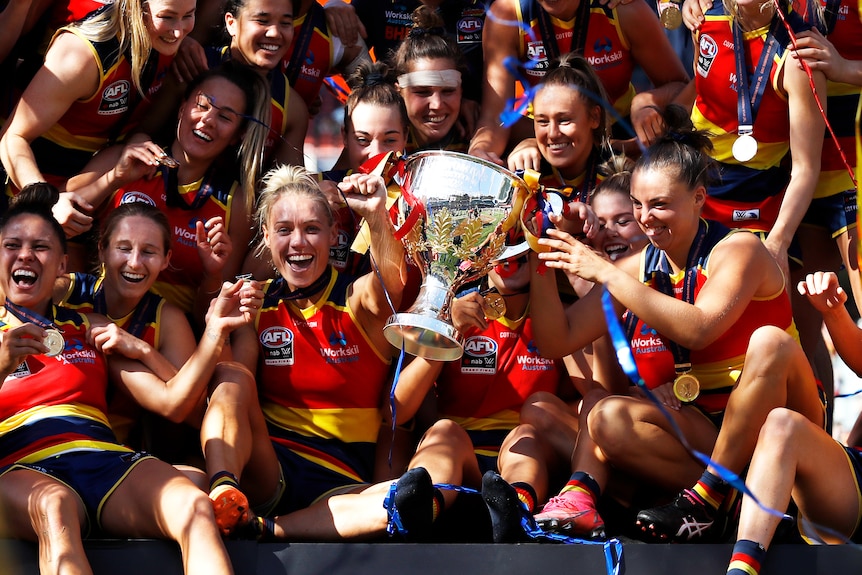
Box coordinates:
[383,151,529,360]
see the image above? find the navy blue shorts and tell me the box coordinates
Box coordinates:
[801,189,858,238]
[1,449,153,533]
[268,425,374,514]
[466,429,510,475]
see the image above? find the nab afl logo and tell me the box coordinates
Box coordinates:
[464,336,497,357]
[458,16,482,33]
[696,35,718,78]
[119,191,156,206]
[260,327,293,348]
[99,80,130,115]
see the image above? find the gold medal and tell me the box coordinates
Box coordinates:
[673,372,700,402]
[43,328,65,357]
[659,3,682,29]
[157,152,179,168]
[482,292,506,320]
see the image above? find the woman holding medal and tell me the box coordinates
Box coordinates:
[65,62,268,323]
[0,186,258,575]
[528,107,824,542]
[198,165,460,541]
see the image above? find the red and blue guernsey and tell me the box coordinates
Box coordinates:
[31,25,172,186]
[106,165,239,313]
[624,221,796,415]
[57,272,165,348]
[255,268,390,480]
[282,2,336,108]
[436,310,564,431]
[0,306,129,469]
[516,0,636,116]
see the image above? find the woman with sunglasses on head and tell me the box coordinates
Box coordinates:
[0,0,196,237]
[527,106,824,542]
[64,62,268,325]
[0,185,256,575]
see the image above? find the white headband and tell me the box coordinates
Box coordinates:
[397,69,462,88]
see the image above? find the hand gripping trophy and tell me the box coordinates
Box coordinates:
[379,151,534,360]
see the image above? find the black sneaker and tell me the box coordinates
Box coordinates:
[635,489,717,543]
[481,471,532,543]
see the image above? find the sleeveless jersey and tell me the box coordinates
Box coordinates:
[812,0,862,199]
[0,306,129,468]
[282,3,341,107]
[207,46,292,162]
[517,0,636,116]
[106,166,238,313]
[437,311,563,431]
[692,4,808,169]
[256,269,391,445]
[624,221,796,414]
[57,272,164,348]
[31,26,171,184]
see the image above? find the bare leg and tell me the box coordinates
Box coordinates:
[520,391,581,466]
[736,408,860,549]
[0,469,91,575]
[100,458,233,575]
[709,326,824,477]
[201,362,281,504]
[408,419,482,507]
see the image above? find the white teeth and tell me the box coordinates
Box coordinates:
[121,272,145,282]
[193,129,212,142]
[12,269,37,284]
[260,44,280,52]
[288,254,312,263]
[426,116,445,123]
[548,142,569,150]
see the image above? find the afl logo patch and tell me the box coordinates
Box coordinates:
[99,80,131,115]
[119,191,156,206]
[461,335,498,374]
[696,35,718,78]
[261,326,295,366]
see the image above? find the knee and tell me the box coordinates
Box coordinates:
[746,326,797,363]
[587,397,633,459]
[520,391,568,430]
[418,419,470,448]
[32,485,82,529]
[208,362,257,404]
[172,488,220,533]
[759,408,807,450]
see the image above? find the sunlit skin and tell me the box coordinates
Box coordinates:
[630,167,705,268]
[263,196,337,292]
[590,192,647,261]
[344,102,407,168]
[226,0,294,72]
[145,0,197,56]
[533,84,600,181]
[173,76,248,166]
[100,216,171,318]
[0,214,66,317]
[399,57,462,148]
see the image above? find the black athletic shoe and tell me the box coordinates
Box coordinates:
[481,471,531,543]
[391,467,435,541]
[635,489,717,543]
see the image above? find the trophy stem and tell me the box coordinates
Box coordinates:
[383,275,464,360]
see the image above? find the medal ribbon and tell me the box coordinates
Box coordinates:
[733,18,782,138]
[271,266,334,302]
[163,165,217,211]
[536,0,592,60]
[3,301,56,330]
[624,220,709,377]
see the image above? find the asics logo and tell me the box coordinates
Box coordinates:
[675,517,712,540]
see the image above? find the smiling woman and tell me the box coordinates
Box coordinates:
[64,62,268,325]
[0,186,252,575]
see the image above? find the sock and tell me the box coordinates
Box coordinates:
[431,488,445,522]
[209,470,240,493]
[512,482,537,513]
[692,470,731,511]
[560,471,602,500]
[727,539,766,575]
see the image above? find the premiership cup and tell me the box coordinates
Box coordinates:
[383,151,529,360]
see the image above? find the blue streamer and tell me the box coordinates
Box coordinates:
[599,288,786,521]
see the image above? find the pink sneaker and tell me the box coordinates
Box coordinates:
[534,490,605,540]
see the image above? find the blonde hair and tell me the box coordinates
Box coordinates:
[72,0,154,97]
[253,165,333,256]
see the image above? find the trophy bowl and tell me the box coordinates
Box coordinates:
[383,151,528,360]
